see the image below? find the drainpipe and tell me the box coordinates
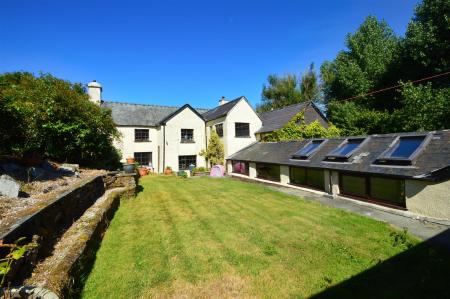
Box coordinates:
[163,125,166,172]
[205,124,208,167]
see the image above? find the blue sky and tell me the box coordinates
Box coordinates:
[0,0,419,108]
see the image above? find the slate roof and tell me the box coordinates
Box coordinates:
[228,130,450,181]
[101,101,209,126]
[256,102,328,134]
[202,96,246,121]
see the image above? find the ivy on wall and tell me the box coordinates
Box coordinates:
[262,111,341,142]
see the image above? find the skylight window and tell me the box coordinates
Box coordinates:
[325,138,366,161]
[376,135,429,165]
[292,140,325,159]
[390,136,425,158]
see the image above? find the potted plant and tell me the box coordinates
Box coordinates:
[126,157,135,164]
[138,166,148,176]
[164,166,172,175]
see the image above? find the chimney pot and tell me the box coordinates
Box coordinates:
[219,96,229,106]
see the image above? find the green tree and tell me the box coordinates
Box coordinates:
[395,82,450,131]
[257,64,320,112]
[0,72,121,169]
[300,63,320,102]
[402,0,450,84]
[200,129,225,166]
[326,101,393,136]
[257,74,302,112]
[320,16,405,135]
[321,16,400,107]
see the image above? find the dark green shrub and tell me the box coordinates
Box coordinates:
[0,72,121,169]
[177,170,188,178]
[192,166,206,173]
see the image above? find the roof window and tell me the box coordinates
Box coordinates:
[376,135,430,165]
[325,138,366,162]
[292,139,326,160]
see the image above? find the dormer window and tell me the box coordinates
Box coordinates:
[292,140,326,160]
[376,135,430,165]
[325,138,366,162]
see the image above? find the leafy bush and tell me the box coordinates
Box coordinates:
[0,72,121,169]
[262,111,341,141]
[177,170,188,178]
[192,166,206,173]
[0,237,35,287]
[200,129,224,166]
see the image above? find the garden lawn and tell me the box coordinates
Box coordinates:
[81,175,450,298]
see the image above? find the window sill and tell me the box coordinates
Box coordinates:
[256,176,280,183]
[180,140,195,144]
[235,136,251,138]
[134,140,151,143]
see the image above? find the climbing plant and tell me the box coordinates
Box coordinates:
[262,111,341,142]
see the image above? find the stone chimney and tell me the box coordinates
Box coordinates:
[87,80,102,105]
[219,96,228,106]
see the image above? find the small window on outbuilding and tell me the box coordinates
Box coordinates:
[325,138,366,162]
[232,160,249,175]
[338,172,405,208]
[289,167,325,190]
[256,163,280,181]
[292,140,326,160]
[376,135,430,165]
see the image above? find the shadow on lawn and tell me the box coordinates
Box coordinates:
[135,184,144,195]
[311,228,450,299]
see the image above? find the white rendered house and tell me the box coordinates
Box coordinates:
[87,80,326,173]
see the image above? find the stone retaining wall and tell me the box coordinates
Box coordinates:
[0,172,138,289]
[25,187,127,298]
[1,175,105,285]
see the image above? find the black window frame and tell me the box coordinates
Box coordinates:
[255,163,280,182]
[289,166,325,191]
[338,172,406,209]
[180,129,194,143]
[134,129,150,142]
[178,155,196,170]
[291,139,327,160]
[231,160,249,175]
[325,137,369,162]
[375,134,431,166]
[134,152,152,166]
[235,122,250,137]
[215,123,224,137]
